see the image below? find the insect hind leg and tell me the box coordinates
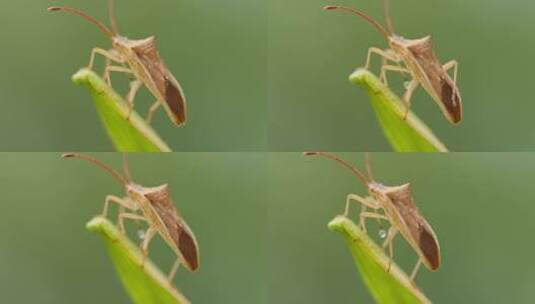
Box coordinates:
[442,60,459,85]
[146,101,162,125]
[401,79,419,120]
[167,258,181,282]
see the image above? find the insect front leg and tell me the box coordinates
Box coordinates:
[146,101,162,124]
[402,79,419,120]
[88,48,123,70]
[167,258,181,282]
[442,60,459,86]
[380,65,410,87]
[103,65,134,87]
[364,47,400,74]
[117,212,147,235]
[102,195,138,218]
[345,194,381,232]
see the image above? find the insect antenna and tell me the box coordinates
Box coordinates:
[384,0,395,33]
[122,153,133,182]
[62,153,127,186]
[108,0,119,34]
[323,5,391,39]
[304,152,370,186]
[48,6,114,38]
[365,152,374,181]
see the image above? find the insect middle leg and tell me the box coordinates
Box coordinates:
[88,48,123,70]
[345,194,382,232]
[381,227,398,272]
[401,79,419,120]
[125,80,143,120]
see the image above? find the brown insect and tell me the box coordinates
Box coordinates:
[49,0,187,126]
[63,153,199,280]
[325,0,462,124]
[305,152,440,281]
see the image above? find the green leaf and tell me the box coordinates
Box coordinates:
[72,68,172,152]
[86,216,190,304]
[328,215,431,304]
[349,69,448,152]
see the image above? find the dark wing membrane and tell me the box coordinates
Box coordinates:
[164,73,187,125]
[386,184,440,270]
[408,38,462,123]
[132,38,187,125]
[145,186,199,271]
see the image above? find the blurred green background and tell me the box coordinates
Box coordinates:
[269,0,535,151]
[0,153,267,303]
[0,0,266,151]
[269,153,535,303]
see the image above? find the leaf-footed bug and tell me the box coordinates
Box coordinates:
[63,153,200,281]
[49,0,187,126]
[325,0,462,124]
[305,152,440,282]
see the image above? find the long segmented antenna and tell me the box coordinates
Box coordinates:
[323,5,390,40]
[365,152,374,181]
[384,0,395,33]
[304,152,370,186]
[62,153,128,186]
[122,153,133,182]
[108,0,119,34]
[48,6,114,38]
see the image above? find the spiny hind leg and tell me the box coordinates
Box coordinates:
[382,227,398,272]
[167,258,181,282]
[88,48,123,70]
[126,80,143,121]
[401,79,419,120]
[380,64,410,87]
[344,194,381,232]
[442,60,459,85]
[146,101,162,125]
[410,258,423,282]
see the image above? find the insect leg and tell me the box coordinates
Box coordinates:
[410,258,423,282]
[365,47,400,72]
[103,195,137,218]
[381,227,398,272]
[167,258,181,282]
[103,65,134,87]
[345,194,381,232]
[442,60,459,86]
[125,80,143,121]
[380,65,410,86]
[145,101,162,124]
[88,48,123,70]
[117,213,147,235]
[401,79,419,120]
[141,226,157,256]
